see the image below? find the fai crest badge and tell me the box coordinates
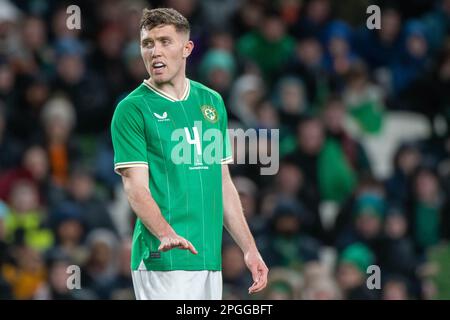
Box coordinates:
[201,105,218,123]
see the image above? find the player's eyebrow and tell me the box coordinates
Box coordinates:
[155,36,172,42]
[141,36,172,45]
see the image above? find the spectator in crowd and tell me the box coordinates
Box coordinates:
[421,0,450,54]
[406,166,450,254]
[48,203,88,267]
[90,23,128,111]
[81,229,119,299]
[332,176,385,247]
[292,0,332,41]
[222,240,253,300]
[0,200,6,241]
[229,73,265,127]
[284,35,327,107]
[14,16,52,76]
[390,20,430,96]
[0,103,22,173]
[2,245,47,299]
[323,20,358,83]
[379,208,419,280]
[52,38,109,134]
[237,12,295,84]
[353,6,403,70]
[336,242,378,299]
[301,261,342,300]
[321,95,372,177]
[9,74,50,141]
[401,42,450,133]
[255,99,280,131]
[232,176,266,239]
[385,143,422,207]
[107,237,134,300]
[50,4,82,41]
[381,275,412,300]
[94,133,122,194]
[342,61,385,135]
[274,76,309,126]
[273,76,310,156]
[271,160,325,240]
[199,48,236,97]
[0,239,13,299]
[3,180,53,251]
[285,116,324,215]
[334,180,386,255]
[0,60,17,117]
[260,199,321,270]
[122,40,149,92]
[56,167,117,234]
[35,249,97,300]
[0,0,22,58]
[230,0,266,38]
[260,267,302,300]
[40,95,80,188]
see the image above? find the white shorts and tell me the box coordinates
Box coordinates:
[131,270,223,300]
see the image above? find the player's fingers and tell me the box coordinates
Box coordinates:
[249,274,265,293]
[186,240,198,254]
[159,238,180,251]
[172,237,187,249]
[254,271,267,292]
[249,264,268,293]
[180,238,190,249]
[171,238,183,249]
[161,241,174,251]
[248,267,260,293]
[158,238,169,251]
[158,237,199,254]
[258,265,268,286]
[259,265,269,288]
[176,238,197,255]
[248,279,261,294]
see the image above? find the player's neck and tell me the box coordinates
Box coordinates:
[148,74,187,101]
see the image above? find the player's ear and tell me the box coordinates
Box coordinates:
[183,40,194,58]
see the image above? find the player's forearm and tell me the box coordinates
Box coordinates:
[222,178,258,254]
[124,182,174,239]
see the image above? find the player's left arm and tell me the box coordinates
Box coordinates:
[222,164,269,294]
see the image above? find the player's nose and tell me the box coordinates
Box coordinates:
[152,43,163,57]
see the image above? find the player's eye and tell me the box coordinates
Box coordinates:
[162,39,171,46]
[142,41,153,48]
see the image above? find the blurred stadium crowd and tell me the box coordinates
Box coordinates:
[0,0,449,300]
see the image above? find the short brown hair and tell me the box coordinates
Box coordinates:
[140,8,190,34]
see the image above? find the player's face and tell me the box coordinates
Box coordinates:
[140,25,193,84]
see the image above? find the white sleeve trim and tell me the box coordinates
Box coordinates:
[221,156,233,164]
[114,162,149,175]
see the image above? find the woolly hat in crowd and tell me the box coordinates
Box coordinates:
[353,192,386,220]
[199,49,236,82]
[339,243,375,274]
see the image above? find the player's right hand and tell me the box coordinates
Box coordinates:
[158,234,198,255]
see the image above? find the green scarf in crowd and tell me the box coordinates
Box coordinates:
[348,100,384,135]
[318,138,357,204]
[415,202,440,249]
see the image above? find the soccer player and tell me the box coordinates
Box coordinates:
[110,8,268,300]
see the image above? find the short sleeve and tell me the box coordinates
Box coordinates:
[219,97,233,164]
[111,99,148,175]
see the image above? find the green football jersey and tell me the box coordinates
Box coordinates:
[111,79,232,271]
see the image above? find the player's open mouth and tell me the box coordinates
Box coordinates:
[152,62,166,72]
